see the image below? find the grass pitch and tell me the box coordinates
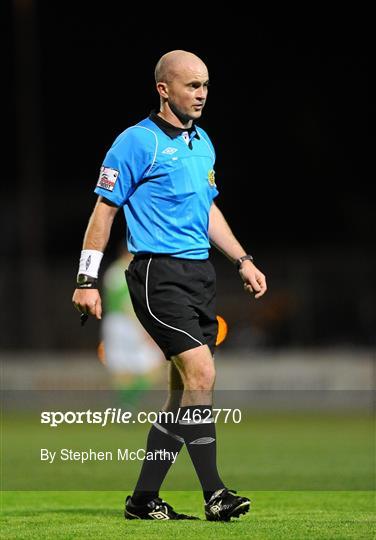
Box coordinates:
[1,411,374,538]
[3,412,373,491]
[1,490,374,539]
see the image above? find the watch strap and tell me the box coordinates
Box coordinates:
[76,274,98,289]
[236,254,254,269]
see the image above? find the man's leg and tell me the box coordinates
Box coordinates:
[172,344,250,521]
[125,361,200,519]
[171,344,225,500]
[131,361,184,502]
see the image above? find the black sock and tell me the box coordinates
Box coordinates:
[179,405,225,496]
[204,490,217,503]
[132,415,184,505]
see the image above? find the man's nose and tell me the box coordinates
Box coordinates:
[196,87,206,99]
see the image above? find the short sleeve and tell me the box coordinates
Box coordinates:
[94,126,156,207]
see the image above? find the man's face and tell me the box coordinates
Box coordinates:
[165,64,209,124]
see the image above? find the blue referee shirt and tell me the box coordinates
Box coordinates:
[94,112,219,259]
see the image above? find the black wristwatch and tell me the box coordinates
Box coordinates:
[236,254,254,270]
[76,273,98,289]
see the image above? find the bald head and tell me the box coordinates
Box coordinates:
[154,50,209,127]
[155,50,207,83]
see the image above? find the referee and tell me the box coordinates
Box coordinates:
[72,50,267,521]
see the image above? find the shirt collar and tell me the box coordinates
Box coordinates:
[149,111,200,140]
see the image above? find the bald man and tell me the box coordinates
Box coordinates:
[72,50,267,521]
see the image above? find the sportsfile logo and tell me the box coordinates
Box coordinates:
[41,409,167,428]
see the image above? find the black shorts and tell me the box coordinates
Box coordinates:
[125,255,218,360]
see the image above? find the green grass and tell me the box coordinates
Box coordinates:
[1,490,374,539]
[1,411,375,537]
[2,412,374,490]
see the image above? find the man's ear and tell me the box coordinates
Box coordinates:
[156,82,168,99]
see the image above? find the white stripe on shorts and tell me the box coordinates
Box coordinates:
[145,257,203,348]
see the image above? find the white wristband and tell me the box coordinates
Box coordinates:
[78,249,104,278]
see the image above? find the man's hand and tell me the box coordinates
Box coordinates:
[239,260,267,299]
[72,289,102,319]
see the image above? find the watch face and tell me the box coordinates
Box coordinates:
[77,273,88,284]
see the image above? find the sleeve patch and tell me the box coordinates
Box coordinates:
[97,166,119,191]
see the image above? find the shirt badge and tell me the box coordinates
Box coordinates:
[97,166,119,192]
[208,169,216,187]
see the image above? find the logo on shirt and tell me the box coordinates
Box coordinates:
[208,169,216,187]
[97,166,119,192]
[162,147,178,155]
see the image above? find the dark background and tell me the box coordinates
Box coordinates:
[3,4,374,350]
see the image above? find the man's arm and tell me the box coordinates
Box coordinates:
[208,202,267,299]
[72,196,119,319]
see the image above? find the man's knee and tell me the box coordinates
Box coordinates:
[189,362,215,390]
[172,345,216,391]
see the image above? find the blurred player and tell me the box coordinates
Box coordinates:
[99,246,162,408]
